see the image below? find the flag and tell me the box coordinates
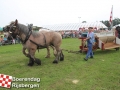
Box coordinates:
[109,5,113,26]
[0,74,12,88]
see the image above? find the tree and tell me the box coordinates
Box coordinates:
[101,18,120,28]
[113,18,120,26]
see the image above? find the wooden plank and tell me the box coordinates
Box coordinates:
[105,44,120,49]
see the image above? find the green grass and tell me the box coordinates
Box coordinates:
[0,38,120,90]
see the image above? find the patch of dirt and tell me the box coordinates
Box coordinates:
[72,79,79,84]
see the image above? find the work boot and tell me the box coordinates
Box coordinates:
[90,56,93,58]
[84,58,88,61]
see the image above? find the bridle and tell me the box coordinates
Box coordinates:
[9,23,32,44]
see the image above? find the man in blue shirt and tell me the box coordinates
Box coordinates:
[84,27,95,61]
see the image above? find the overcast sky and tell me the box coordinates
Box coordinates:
[0,0,120,27]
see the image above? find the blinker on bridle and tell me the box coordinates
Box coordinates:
[9,24,16,32]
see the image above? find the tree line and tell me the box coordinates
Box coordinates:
[101,18,120,29]
[82,18,120,29]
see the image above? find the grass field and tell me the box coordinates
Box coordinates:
[0,38,120,90]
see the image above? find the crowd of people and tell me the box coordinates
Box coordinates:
[0,34,20,46]
[58,28,109,39]
[60,31,80,38]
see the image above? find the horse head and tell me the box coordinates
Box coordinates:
[3,25,10,32]
[3,25,15,39]
[115,26,120,38]
[5,19,20,38]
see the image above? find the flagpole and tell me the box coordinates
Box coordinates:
[110,5,113,30]
[111,5,113,30]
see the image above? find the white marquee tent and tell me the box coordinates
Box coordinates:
[42,22,108,31]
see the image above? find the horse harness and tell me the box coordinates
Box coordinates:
[19,26,47,50]
[22,29,32,44]
[29,33,47,49]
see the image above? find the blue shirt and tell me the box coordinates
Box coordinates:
[3,37,7,41]
[87,32,95,45]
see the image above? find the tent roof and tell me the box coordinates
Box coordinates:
[42,22,108,31]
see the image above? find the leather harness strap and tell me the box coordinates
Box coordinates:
[29,32,47,49]
[23,30,32,44]
[18,25,47,50]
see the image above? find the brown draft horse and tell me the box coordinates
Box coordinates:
[4,25,52,58]
[5,19,64,66]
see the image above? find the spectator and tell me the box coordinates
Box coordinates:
[79,31,82,37]
[0,36,3,46]
[70,30,73,38]
[16,35,21,44]
[3,35,7,41]
[12,39,15,44]
[2,35,7,44]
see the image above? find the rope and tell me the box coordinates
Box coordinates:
[62,49,81,54]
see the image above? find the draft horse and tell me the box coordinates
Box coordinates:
[5,19,64,66]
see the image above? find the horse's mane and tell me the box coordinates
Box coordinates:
[10,21,40,37]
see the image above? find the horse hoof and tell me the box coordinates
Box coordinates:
[60,55,64,61]
[60,58,64,61]
[45,56,50,58]
[28,63,34,66]
[35,58,41,65]
[28,58,34,66]
[53,60,58,64]
[60,56,64,61]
